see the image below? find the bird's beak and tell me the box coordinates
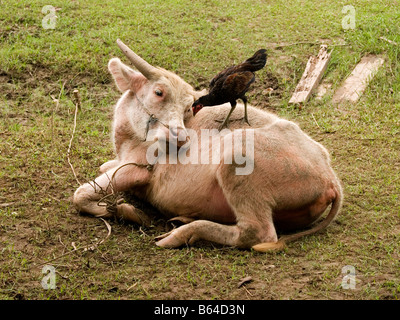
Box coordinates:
[192,104,203,116]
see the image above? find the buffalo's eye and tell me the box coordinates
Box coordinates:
[155,89,163,97]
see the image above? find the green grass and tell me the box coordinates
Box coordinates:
[1,0,400,300]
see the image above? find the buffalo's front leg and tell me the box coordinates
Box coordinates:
[155,220,240,248]
[99,159,120,173]
[155,218,278,249]
[73,162,152,226]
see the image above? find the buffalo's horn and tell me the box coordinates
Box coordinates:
[116,39,159,80]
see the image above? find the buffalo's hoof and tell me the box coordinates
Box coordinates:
[155,231,185,248]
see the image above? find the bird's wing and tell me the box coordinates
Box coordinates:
[209,65,236,89]
[210,50,267,89]
[221,71,255,95]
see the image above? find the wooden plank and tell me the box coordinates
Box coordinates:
[289,45,332,104]
[332,55,384,103]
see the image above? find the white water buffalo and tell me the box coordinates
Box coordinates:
[73,40,343,252]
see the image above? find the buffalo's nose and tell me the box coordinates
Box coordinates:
[170,126,189,146]
[169,126,179,138]
[169,126,185,138]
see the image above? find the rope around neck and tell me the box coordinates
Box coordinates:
[133,93,171,141]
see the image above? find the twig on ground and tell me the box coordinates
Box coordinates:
[139,226,148,237]
[244,286,253,296]
[380,36,398,46]
[71,242,78,250]
[141,285,150,297]
[67,89,82,186]
[56,271,69,280]
[273,41,320,49]
[127,282,138,291]
[311,113,322,131]
[272,41,347,49]
[93,218,112,247]
[0,202,15,208]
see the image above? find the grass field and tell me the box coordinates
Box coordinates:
[1,0,399,300]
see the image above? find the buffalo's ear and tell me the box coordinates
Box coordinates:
[193,88,208,100]
[108,58,146,93]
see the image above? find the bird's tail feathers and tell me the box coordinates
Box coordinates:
[244,49,267,71]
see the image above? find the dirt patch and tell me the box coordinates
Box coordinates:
[247,72,281,110]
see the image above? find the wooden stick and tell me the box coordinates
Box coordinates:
[73,89,82,111]
[332,55,384,103]
[289,45,332,104]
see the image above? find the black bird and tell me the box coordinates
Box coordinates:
[192,49,267,129]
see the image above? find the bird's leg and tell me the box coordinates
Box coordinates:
[219,102,236,131]
[241,97,250,126]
